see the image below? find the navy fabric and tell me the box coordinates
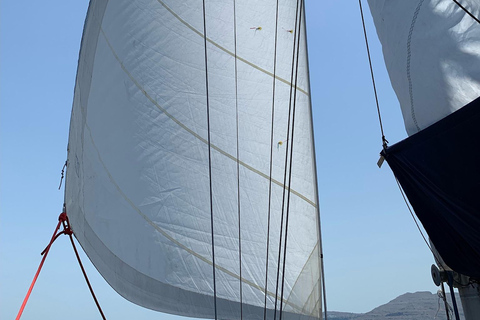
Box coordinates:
[383,96,480,279]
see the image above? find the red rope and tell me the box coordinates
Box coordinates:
[16,212,107,320]
[15,216,63,320]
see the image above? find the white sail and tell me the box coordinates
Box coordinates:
[65,0,322,319]
[367,0,480,135]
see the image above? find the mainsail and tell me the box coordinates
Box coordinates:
[65,0,322,319]
[367,0,480,278]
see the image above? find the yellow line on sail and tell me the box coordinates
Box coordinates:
[156,0,309,96]
[95,27,316,313]
[100,28,316,208]
[84,121,305,313]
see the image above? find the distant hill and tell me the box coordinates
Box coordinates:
[327,291,464,320]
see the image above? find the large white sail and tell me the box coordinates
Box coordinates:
[65,0,322,319]
[368,0,480,135]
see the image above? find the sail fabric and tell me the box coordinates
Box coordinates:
[382,96,480,279]
[65,0,322,319]
[368,0,480,136]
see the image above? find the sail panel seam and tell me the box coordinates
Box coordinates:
[406,0,425,133]
[284,242,320,304]
[155,0,309,96]
[83,120,305,312]
[99,28,316,208]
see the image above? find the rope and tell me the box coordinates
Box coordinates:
[61,212,107,320]
[440,282,452,320]
[16,212,106,320]
[274,0,302,318]
[232,1,243,318]
[16,218,63,320]
[280,2,303,319]
[447,273,461,320]
[201,1,218,319]
[394,178,447,270]
[358,0,388,150]
[453,0,480,24]
[263,0,280,319]
[58,160,67,190]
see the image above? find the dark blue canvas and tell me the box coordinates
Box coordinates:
[383,96,480,279]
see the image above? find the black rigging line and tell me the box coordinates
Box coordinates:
[263,0,280,319]
[394,178,447,271]
[273,0,301,318]
[358,0,388,150]
[279,1,303,319]
[453,0,480,24]
[201,1,217,319]
[233,1,243,319]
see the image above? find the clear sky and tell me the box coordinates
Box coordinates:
[1,1,439,319]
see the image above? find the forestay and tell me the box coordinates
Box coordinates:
[65,0,322,319]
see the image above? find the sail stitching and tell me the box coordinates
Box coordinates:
[155,0,309,96]
[83,121,306,312]
[284,242,320,312]
[406,0,425,133]
[98,28,316,208]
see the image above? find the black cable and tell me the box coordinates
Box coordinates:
[279,2,303,319]
[273,0,301,318]
[263,0,281,319]
[358,0,388,149]
[453,0,480,24]
[232,1,243,319]
[201,1,217,319]
[441,282,452,320]
[394,178,447,271]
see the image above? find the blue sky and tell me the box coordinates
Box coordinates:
[1,1,438,319]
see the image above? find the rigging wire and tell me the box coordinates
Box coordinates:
[263,0,281,319]
[279,2,303,319]
[359,0,480,303]
[453,0,480,24]
[440,283,452,320]
[358,0,388,150]
[232,0,243,318]
[201,1,218,318]
[394,178,447,271]
[273,0,301,318]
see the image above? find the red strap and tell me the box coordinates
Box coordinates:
[16,212,107,320]
[16,217,63,320]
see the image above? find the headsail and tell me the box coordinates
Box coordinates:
[65,0,322,319]
[368,0,480,136]
[368,0,480,278]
